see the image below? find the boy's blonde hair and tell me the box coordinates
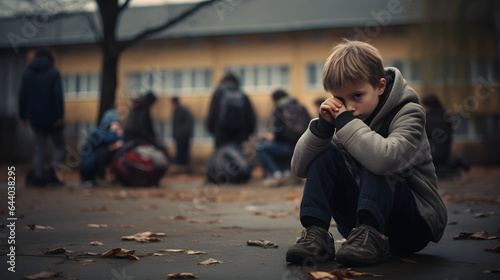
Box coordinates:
[323,39,385,93]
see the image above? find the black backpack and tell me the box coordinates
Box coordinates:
[280,99,310,143]
[206,144,253,184]
[217,88,246,133]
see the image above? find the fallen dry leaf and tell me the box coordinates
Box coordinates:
[304,271,336,280]
[335,238,347,244]
[25,268,59,279]
[84,252,100,256]
[150,253,166,256]
[44,248,73,255]
[169,214,187,220]
[198,258,225,266]
[188,218,223,224]
[90,241,104,246]
[254,210,290,218]
[485,244,500,253]
[76,259,95,265]
[463,208,474,213]
[185,250,207,255]
[115,211,125,215]
[447,221,457,225]
[483,269,500,274]
[305,268,383,280]
[101,247,140,260]
[160,249,186,253]
[26,224,54,230]
[453,231,499,240]
[247,239,279,248]
[167,272,198,279]
[474,211,500,218]
[401,258,418,264]
[212,234,223,237]
[87,224,108,228]
[121,231,166,243]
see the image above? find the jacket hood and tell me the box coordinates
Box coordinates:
[29,57,53,71]
[370,67,420,128]
[99,109,122,131]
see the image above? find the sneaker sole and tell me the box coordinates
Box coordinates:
[286,248,335,265]
[335,252,391,266]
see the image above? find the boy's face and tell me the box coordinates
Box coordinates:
[332,79,386,121]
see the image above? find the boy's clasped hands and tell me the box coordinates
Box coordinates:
[320,97,347,123]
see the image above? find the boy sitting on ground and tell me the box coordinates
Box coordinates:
[286,39,447,266]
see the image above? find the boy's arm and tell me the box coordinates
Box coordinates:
[336,103,430,175]
[291,117,334,178]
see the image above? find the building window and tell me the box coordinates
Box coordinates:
[62,73,100,100]
[225,64,290,92]
[305,62,324,90]
[125,68,212,96]
[384,60,421,85]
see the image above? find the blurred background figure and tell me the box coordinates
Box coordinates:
[172,96,194,166]
[19,48,65,186]
[80,108,123,186]
[256,89,310,187]
[422,94,470,178]
[207,72,256,148]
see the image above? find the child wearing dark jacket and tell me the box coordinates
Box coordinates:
[286,39,447,266]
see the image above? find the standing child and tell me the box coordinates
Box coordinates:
[286,39,447,266]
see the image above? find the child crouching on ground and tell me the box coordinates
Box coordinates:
[286,39,447,266]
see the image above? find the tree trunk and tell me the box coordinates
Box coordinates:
[98,52,118,124]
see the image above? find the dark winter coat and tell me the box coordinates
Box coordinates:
[207,81,256,144]
[18,56,64,130]
[425,108,452,165]
[173,105,194,140]
[80,109,124,176]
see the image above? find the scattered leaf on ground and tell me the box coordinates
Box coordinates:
[453,231,499,240]
[483,269,500,274]
[101,247,139,260]
[474,211,500,218]
[167,272,198,279]
[305,268,383,280]
[76,259,95,265]
[401,258,418,264]
[169,214,187,220]
[90,241,104,246]
[150,253,165,256]
[185,250,207,255]
[188,218,223,224]
[247,239,279,248]
[463,208,474,213]
[212,234,223,237]
[304,271,337,280]
[485,244,500,253]
[25,268,59,279]
[121,231,166,242]
[84,252,100,256]
[115,211,125,215]
[447,221,457,225]
[160,249,186,253]
[26,224,54,230]
[198,258,225,266]
[87,224,108,228]
[44,248,73,255]
[254,211,290,218]
[335,238,347,244]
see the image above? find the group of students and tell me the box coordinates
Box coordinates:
[21,40,467,266]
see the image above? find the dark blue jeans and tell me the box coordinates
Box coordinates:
[256,141,294,175]
[300,144,431,253]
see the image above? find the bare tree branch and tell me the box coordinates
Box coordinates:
[118,0,218,52]
[118,0,131,13]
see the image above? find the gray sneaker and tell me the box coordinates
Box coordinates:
[335,224,391,266]
[286,225,336,264]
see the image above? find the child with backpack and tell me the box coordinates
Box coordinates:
[286,39,447,266]
[207,73,256,148]
[256,89,310,187]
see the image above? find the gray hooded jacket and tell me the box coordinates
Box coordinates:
[291,67,447,242]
